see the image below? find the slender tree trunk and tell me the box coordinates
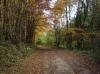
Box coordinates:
[65,0,69,29]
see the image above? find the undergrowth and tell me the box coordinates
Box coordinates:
[73,48,100,61]
[0,41,35,73]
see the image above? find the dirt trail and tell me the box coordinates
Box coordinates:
[3,48,100,74]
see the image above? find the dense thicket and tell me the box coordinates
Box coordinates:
[51,0,100,49]
[0,0,50,45]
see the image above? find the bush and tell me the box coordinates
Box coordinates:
[73,33,100,60]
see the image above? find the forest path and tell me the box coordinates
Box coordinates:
[3,47,100,74]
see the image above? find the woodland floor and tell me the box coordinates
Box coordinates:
[2,46,100,74]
